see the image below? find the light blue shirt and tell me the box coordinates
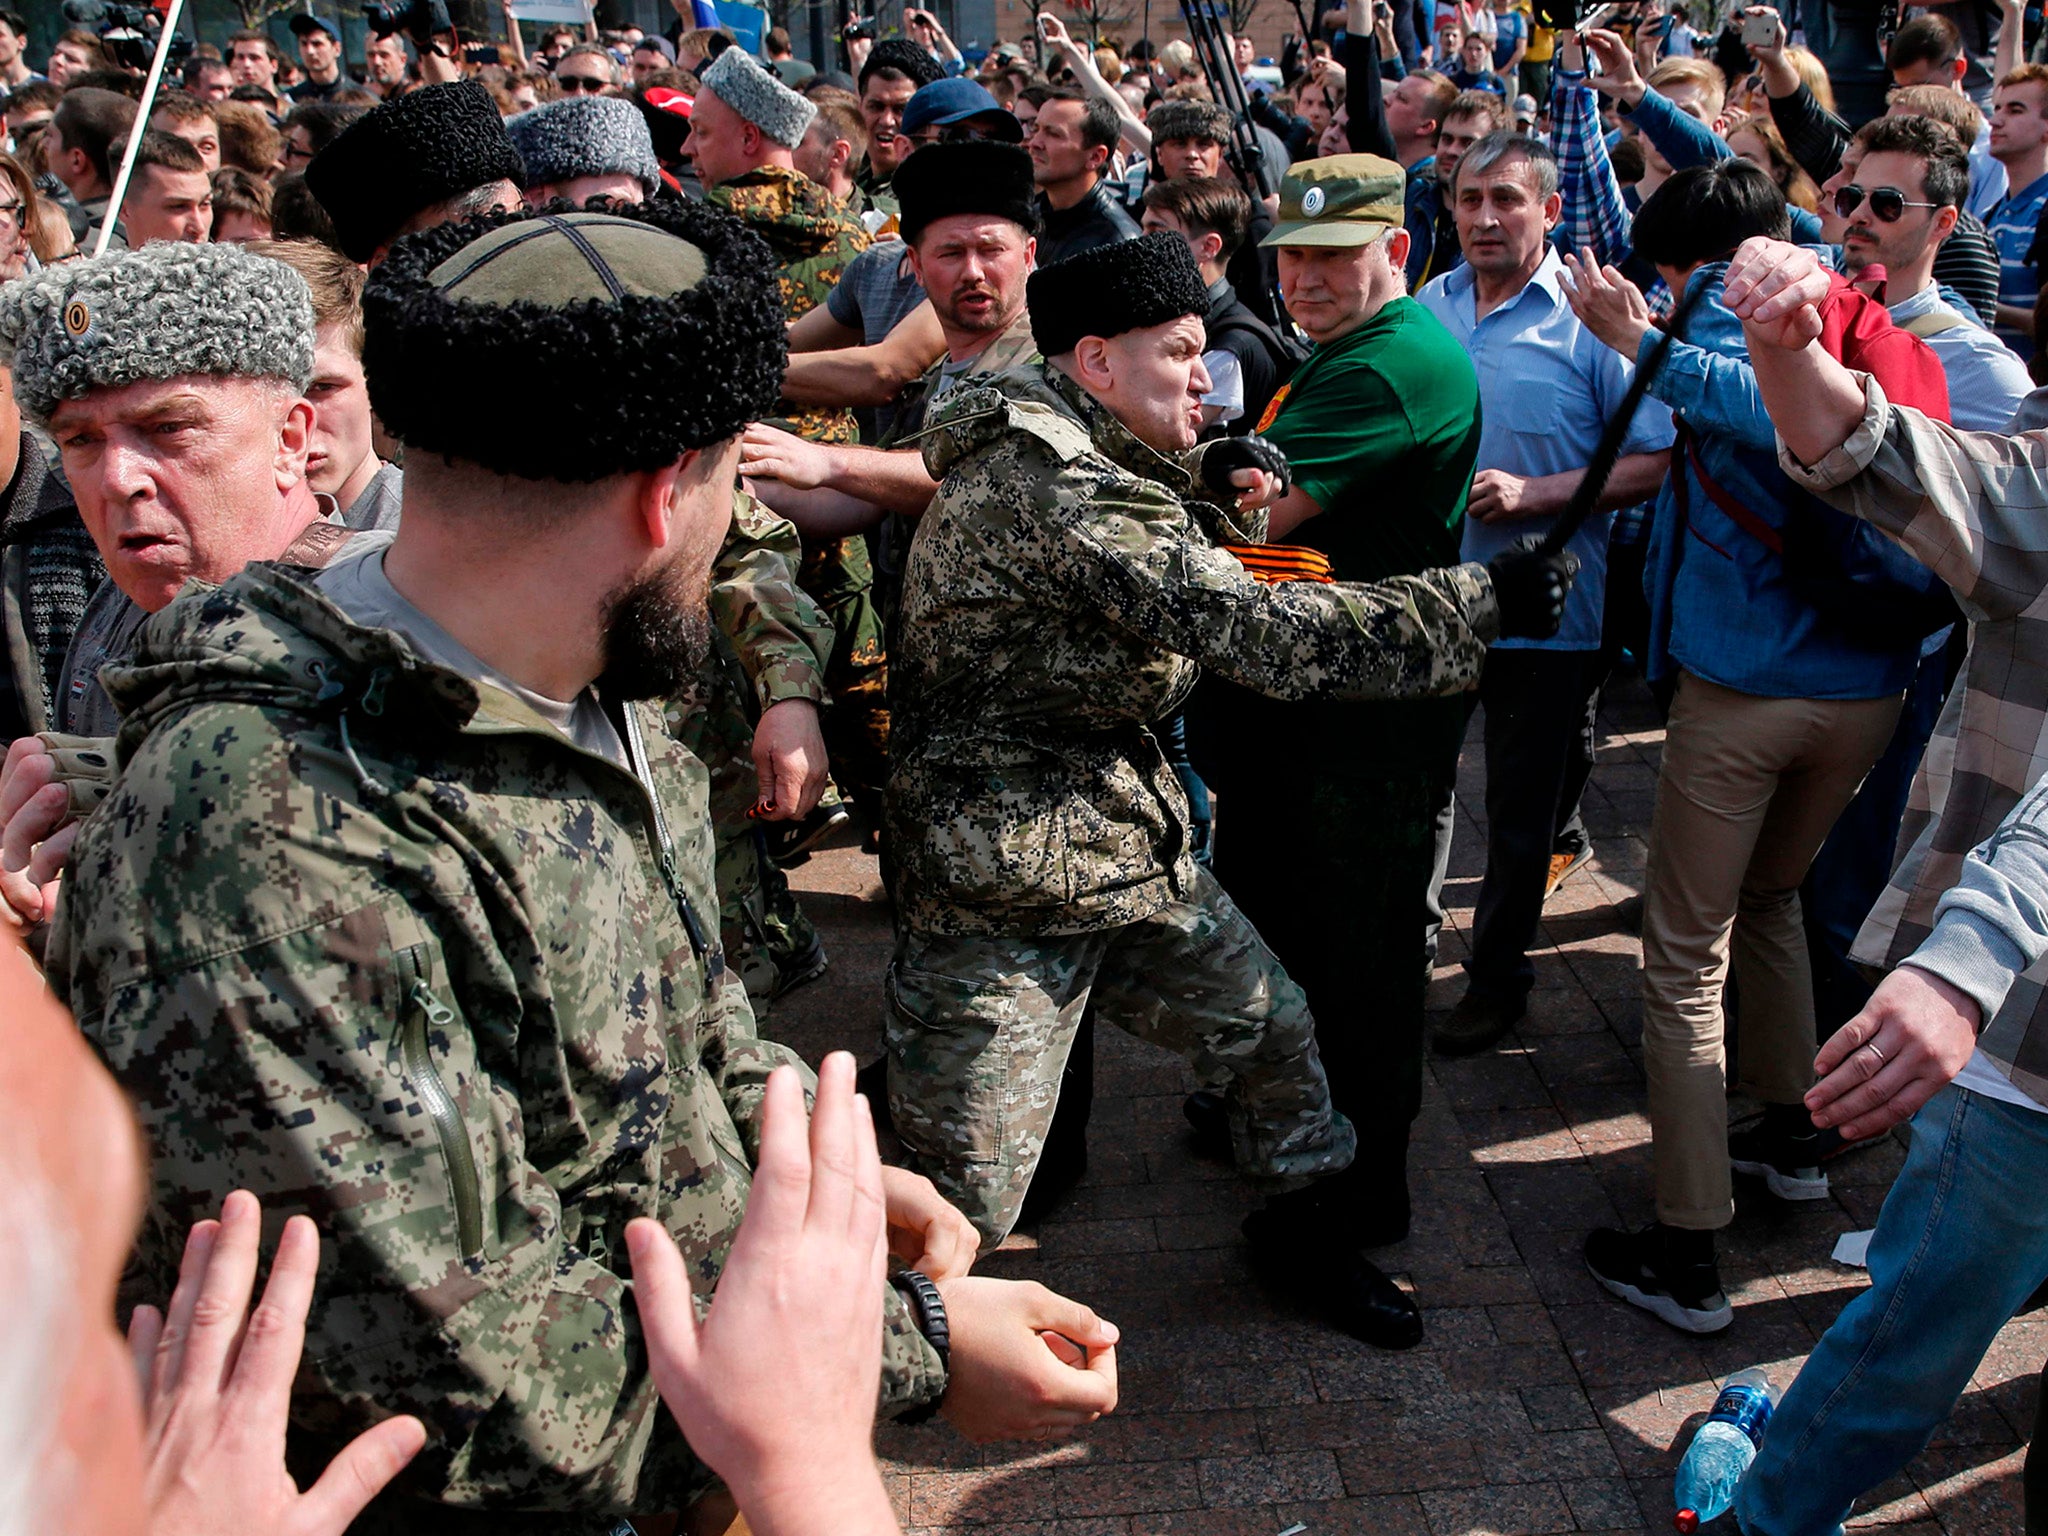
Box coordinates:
[1969,120,2009,222]
[1887,283,2033,432]
[1418,246,1675,650]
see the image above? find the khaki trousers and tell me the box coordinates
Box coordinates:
[1641,672,1903,1230]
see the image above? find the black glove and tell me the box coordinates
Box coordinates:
[1485,537,1581,640]
[1200,434,1293,502]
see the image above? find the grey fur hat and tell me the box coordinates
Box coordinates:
[701,46,817,148]
[0,242,314,425]
[1147,99,1234,145]
[508,96,661,198]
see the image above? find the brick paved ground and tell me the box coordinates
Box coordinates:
[765,672,2040,1535]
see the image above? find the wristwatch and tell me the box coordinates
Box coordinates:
[889,1268,950,1424]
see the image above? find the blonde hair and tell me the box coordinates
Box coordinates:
[1723,111,1819,211]
[1647,57,1726,119]
[1887,81,1983,140]
[1787,46,1834,113]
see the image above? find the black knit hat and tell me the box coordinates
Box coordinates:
[1027,232,1211,357]
[362,201,787,482]
[306,81,526,263]
[895,141,1039,244]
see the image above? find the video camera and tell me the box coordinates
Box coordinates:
[59,0,191,74]
[363,0,454,48]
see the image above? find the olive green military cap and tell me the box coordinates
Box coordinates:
[1262,154,1406,248]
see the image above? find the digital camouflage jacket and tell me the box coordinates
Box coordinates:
[709,164,870,446]
[46,563,943,1526]
[889,365,1499,939]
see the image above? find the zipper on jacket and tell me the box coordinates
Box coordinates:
[394,945,485,1262]
[621,705,717,974]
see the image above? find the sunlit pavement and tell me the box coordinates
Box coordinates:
[765,672,2033,1535]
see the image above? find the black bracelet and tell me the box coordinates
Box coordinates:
[889,1268,950,1373]
[889,1268,950,1424]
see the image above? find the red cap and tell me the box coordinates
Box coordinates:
[644,86,694,119]
[1675,1511,1700,1533]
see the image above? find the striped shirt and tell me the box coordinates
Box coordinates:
[1987,170,2048,350]
[1781,375,2048,1103]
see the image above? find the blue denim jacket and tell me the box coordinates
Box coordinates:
[1642,264,1925,701]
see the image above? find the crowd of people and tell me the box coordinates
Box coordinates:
[5,0,2048,1531]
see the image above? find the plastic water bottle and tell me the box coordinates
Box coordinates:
[1672,1367,1779,1531]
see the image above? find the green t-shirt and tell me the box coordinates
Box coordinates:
[1195,295,1483,781]
[1260,294,1480,585]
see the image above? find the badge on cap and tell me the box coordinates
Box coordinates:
[1301,185,1326,216]
[63,300,91,339]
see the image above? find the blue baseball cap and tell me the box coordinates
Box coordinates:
[901,77,1023,141]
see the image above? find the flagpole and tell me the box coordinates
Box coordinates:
[95,0,188,259]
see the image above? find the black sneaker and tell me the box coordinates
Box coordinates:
[1584,1224,1733,1334]
[768,932,830,1001]
[1430,987,1528,1057]
[763,801,851,868]
[1729,1104,1831,1202]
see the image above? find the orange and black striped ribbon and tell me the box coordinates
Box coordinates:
[1220,544,1336,585]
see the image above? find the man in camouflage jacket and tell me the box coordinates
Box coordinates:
[693,46,891,832]
[885,234,1570,1349]
[671,492,838,1008]
[46,203,1123,1527]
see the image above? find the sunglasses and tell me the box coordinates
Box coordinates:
[556,73,609,93]
[1833,183,1941,222]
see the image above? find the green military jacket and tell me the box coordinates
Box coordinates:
[709,164,871,446]
[709,490,834,712]
[47,564,943,1524]
[888,365,1500,940]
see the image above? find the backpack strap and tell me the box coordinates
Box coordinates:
[1675,424,1784,554]
[1899,307,1966,339]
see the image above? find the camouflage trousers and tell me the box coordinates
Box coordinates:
[884,866,1357,1243]
[797,535,890,824]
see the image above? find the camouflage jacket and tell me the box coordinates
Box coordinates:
[46,565,944,1524]
[709,165,870,445]
[889,365,1499,939]
[711,490,833,711]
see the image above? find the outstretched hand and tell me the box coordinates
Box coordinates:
[630,1055,900,1533]
[1560,249,1654,361]
[133,1192,427,1536]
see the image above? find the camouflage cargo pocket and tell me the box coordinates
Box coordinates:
[884,959,1029,1166]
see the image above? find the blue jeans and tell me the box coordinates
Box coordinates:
[1736,1084,2048,1536]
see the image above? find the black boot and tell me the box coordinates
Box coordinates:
[1244,1187,1424,1350]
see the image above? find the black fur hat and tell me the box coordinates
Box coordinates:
[306,81,526,263]
[363,200,787,482]
[1027,231,1211,358]
[894,141,1039,245]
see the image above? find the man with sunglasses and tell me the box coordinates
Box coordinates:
[1837,115,2032,431]
[553,43,622,96]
